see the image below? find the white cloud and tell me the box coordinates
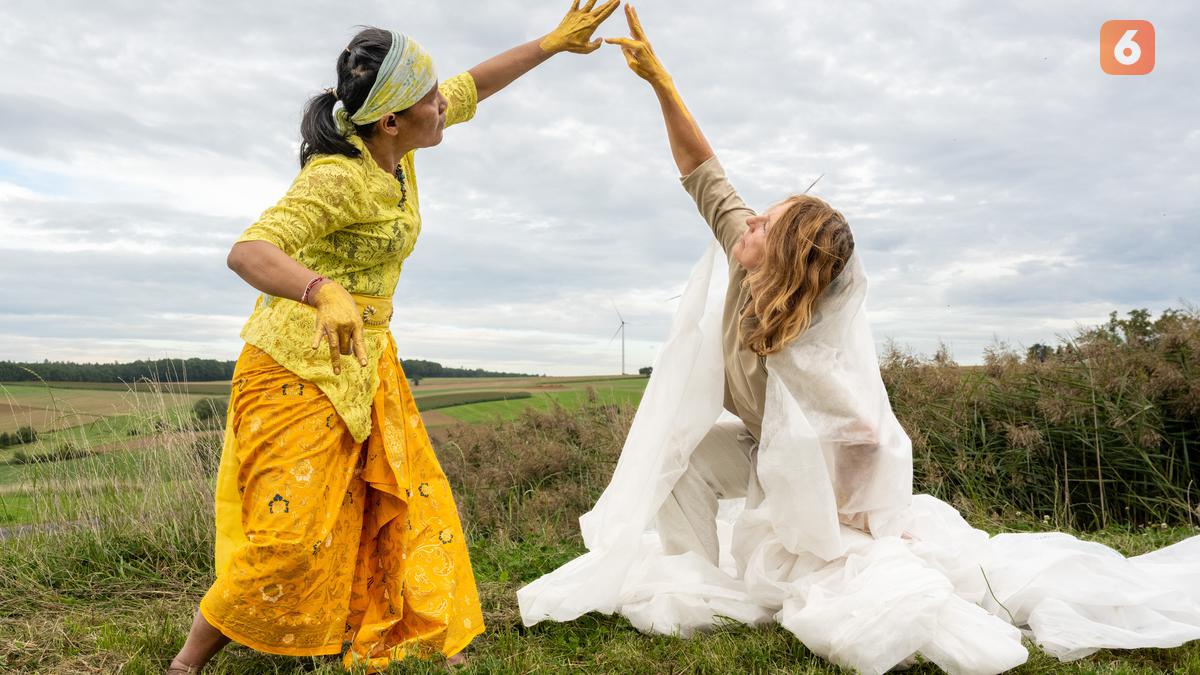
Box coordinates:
[0,1,1196,374]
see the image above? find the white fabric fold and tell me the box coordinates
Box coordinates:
[518,242,1200,674]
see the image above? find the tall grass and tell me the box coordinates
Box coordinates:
[437,389,633,542]
[0,388,219,672]
[885,308,1199,530]
[0,377,219,589]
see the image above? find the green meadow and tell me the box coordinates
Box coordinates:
[1,309,1198,672]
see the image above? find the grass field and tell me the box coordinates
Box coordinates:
[1,375,649,437]
[0,381,212,435]
[0,374,647,530]
[3,304,1198,672]
[0,398,1196,674]
[1,380,233,395]
[437,377,647,424]
[0,374,645,478]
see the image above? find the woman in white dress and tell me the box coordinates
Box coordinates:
[518,7,1200,675]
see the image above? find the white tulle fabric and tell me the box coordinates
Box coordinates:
[517,242,1200,675]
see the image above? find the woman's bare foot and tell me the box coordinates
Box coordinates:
[446,652,467,668]
[166,658,199,674]
[169,610,230,674]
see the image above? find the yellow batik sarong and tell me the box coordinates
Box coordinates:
[200,333,483,671]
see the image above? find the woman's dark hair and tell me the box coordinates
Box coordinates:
[299,27,393,167]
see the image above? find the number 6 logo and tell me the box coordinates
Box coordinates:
[1101,20,1155,75]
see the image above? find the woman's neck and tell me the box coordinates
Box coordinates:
[362,136,416,175]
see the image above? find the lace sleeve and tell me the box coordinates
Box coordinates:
[440,72,478,129]
[236,159,365,256]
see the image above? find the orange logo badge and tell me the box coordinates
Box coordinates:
[1101,20,1155,75]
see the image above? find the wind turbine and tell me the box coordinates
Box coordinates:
[609,301,628,375]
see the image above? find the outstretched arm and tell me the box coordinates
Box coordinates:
[606,5,714,175]
[469,0,620,102]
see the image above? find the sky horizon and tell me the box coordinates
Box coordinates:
[1,2,1195,376]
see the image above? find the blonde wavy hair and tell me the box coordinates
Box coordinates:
[740,194,855,356]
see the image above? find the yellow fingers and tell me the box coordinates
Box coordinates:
[583,0,597,11]
[311,322,325,351]
[569,0,580,11]
[326,326,341,375]
[352,324,368,367]
[604,37,640,69]
[595,0,621,23]
[627,4,648,41]
[604,37,639,49]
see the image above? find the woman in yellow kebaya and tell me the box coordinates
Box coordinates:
[167,3,620,673]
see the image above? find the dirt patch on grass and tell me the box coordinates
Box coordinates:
[419,410,461,445]
[420,411,459,426]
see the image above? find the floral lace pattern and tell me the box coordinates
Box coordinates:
[235,72,478,442]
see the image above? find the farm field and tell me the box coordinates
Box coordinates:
[437,377,647,424]
[1,375,650,440]
[0,382,211,435]
[0,374,650,527]
[0,380,233,394]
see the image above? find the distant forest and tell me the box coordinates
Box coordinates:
[0,357,531,383]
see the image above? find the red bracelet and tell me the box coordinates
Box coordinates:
[301,275,327,305]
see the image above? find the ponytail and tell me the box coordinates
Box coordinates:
[299,90,359,167]
[298,26,393,168]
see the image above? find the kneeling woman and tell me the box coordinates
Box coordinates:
[520,7,1200,675]
[170,3,620,673]
[608,6,859,560]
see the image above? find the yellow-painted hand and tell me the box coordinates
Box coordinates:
[540,0,622,55]
[604,5,672,86]
[308,281,368,375]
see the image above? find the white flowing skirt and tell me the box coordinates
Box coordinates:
[517,244,1200,675]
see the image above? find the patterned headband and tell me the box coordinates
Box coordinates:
[333,30,437,135]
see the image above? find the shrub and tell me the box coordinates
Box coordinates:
[885,308,1200,530]
[436,400,632,542]
[191,397,229,428]
[13,426,37,445]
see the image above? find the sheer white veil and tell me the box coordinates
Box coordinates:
[518,241,916,625]
[519,242,1200,675]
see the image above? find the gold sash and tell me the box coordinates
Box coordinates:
[352,293,394,331]
[261,292,393,331]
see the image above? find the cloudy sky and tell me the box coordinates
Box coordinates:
[0,1,1195,375]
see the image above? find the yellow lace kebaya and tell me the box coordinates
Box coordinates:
[235,72,477,443]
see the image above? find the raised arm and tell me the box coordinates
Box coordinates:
[606,5,749,256]
[605,5,713,175]
[469,0,620,102]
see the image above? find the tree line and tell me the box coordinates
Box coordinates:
[0,357,530,383]
[398,359,531,379]
[0,358,236,383]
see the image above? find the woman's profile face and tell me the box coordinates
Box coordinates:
[734,201,790,271]
[384,83,448,150]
